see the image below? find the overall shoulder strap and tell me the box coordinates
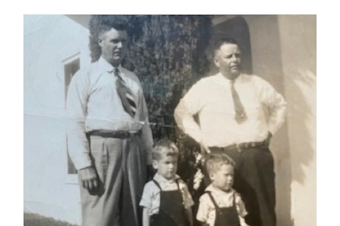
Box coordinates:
[153,179,162,191]
[175,178,181,190]
[206,191,219,210]
[233,192,237,206]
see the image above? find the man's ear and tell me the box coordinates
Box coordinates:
[214,57,220,68]
[152,160,158,170]
[98,36,103,47]
[209,173,215,181]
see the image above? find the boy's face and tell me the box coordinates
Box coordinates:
[153,154,178,180]
[210,164,234,192]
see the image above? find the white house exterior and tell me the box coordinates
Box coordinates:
[24,15,316,226]
[24,15,91,225]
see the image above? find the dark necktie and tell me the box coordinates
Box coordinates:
[113,67,137,117]
[230,79,247,123]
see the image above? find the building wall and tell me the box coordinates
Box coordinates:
[277,15,316,226]
[24,15,91,224]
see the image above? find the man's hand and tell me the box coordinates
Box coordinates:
[78,166,98,194]
[264,132,273,146]
[199,140,211,154]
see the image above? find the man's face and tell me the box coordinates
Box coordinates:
[98,28,128,67]
[153,154,178,180]
[214,43,242,80]
[210,164,234,192]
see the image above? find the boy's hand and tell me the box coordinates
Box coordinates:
[200,140,211,154]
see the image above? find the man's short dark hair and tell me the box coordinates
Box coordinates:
[212,37,239,56]
[89,15,128,62]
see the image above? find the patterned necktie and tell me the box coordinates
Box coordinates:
[230,79,247,123]
[113,67,137,117]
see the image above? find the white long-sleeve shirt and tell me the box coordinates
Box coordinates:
[66,57,153,170]
[174,73,287,147]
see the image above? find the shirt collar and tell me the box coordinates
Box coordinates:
[98,57,122,73]
[216,72,244,85]
[153,173,180,183]
[205,184,234,195]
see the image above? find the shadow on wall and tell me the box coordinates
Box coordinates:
[286,68,316,184]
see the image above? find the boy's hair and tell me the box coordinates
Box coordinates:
[206,153,235,174]
[152,139,179,161]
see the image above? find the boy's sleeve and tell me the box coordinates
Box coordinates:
[180,180,194,209]
[139,182,153,209]
[196,194,210,223]
[235,192,248,217]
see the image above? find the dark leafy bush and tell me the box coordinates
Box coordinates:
[89,15,212,193]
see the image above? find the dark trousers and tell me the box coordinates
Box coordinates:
[209,147,276,226]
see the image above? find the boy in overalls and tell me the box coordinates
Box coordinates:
[140,139,194,226]
[196,154,248,226]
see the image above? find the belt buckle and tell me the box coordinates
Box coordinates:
[116,131,129,138]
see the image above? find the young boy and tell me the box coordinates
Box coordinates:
[140,139,194,226]
[196,154,248,226]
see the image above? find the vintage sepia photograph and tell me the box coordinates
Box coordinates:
[24,15,316,226]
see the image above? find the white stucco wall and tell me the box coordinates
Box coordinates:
[24,15,91,224]
[277,15,316,226]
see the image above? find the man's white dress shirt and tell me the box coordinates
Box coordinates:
[66,57,153,169]
[174,73,287,147]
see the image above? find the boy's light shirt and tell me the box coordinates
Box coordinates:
[196,184,248,226]
[139,173,194,216]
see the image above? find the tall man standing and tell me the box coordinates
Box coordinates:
[174,38,287,226]
[66,16,153,226]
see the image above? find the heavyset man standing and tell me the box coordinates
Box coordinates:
[175,38,287,226]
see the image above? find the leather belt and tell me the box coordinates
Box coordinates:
[223,140,267,152]
[87,130,141,139]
